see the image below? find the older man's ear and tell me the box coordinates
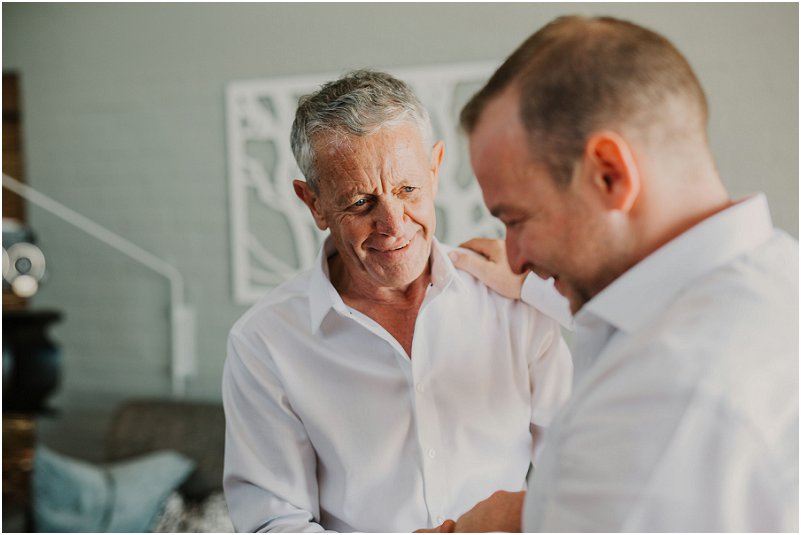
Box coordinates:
[430,140,445,195]
[293,179,329,231]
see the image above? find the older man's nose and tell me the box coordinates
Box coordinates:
[374,199,405,235]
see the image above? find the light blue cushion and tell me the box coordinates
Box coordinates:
[33,446,195,532]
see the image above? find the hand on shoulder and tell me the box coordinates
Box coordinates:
[449,238,526,300]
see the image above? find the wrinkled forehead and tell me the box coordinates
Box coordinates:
[311,119,428,155]
[311,123,432,188]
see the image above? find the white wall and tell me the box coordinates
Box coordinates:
[3,3,797,459]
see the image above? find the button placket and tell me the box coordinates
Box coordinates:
[409,309,449,523]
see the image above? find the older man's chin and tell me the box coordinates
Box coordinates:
[365,240,431,282]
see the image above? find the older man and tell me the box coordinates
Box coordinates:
[438,15,798,532]
[222,70,573,532]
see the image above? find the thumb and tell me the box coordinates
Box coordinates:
[448,250,463,267]
[449,249,494,280]
[449,250,476,273]
[439,519,457,533]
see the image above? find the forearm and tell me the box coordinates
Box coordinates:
[520,274,572,328]
[223,340,326,532]
[448,238,572,327]
[224,471,329,532]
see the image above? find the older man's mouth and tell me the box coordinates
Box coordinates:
[386,240,411,252]
[369,237,414,254]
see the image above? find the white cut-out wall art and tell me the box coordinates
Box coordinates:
[226,62,503,304]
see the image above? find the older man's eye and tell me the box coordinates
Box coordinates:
[352,198,368,207]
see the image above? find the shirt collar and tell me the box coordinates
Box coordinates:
[308,237,346,333]
[576,193,775,333]
[429,238,468,292]
[308,236,464,333]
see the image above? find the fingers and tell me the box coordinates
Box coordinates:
[449,249,524,300]
[449,250,490,279]
[458,237,504,261]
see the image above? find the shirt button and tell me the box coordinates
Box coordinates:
[428,448,436,459]
[416,383,424,393]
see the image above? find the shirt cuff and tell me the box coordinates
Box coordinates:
[520,274,573,328]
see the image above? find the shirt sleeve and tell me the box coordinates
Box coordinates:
[521,305,573,431]
[520,274,573,329]
[222,329,330,532]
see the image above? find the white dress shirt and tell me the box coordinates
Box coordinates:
[521,275,573,328]
[223,238,573,532]
[524,194,799,532]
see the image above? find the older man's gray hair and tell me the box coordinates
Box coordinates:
[290,69,433,193]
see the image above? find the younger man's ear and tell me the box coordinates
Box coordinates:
[293,179,329,231]
[584,131,641,213]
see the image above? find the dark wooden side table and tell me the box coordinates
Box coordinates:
[2,308,63,532]
[2,413,36,532]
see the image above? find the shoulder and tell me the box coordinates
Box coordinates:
[447,255,561,340]
[229,270,313,342]
[670,231,796,338]
[445,248,524,310]
[440,242,511,299]
[632,228,796,348]
[620,239,797,439]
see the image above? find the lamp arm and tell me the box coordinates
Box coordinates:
[3,173,196,397]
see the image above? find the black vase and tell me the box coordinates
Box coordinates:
[2,309,63,413]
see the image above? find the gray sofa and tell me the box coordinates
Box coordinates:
[32,398,232,532]
[105,398,232,532]
[106,398,225,501]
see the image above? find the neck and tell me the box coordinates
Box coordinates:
[637,155,732,260]
[327,253,431,359]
